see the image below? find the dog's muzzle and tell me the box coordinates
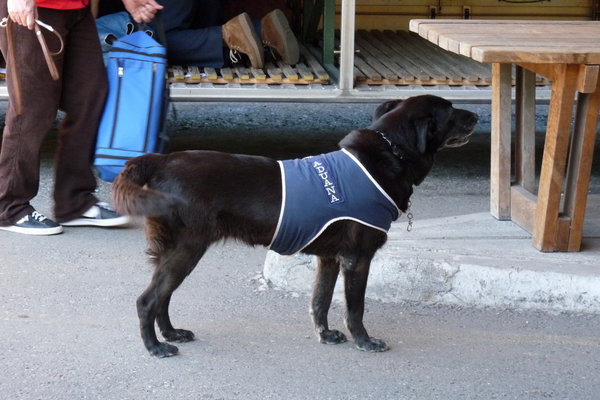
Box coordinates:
[444,111,478,148]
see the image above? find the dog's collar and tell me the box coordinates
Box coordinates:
[375,130,407,161]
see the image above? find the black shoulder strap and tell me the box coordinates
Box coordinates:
[134,10,167,48]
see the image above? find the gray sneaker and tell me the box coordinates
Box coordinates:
[0,211,63,235]
[61,202,130,227]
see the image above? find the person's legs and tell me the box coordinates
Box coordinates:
[153,0,226,67]
[50,6,106,223]
[157,0,204,32]
[51,6,129,227]
[0,3,63,228]
[165,25,225,67]
[190,0,223,29]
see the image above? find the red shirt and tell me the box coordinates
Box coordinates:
[36,0,90,10]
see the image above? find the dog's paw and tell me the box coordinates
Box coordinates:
[318,329,347,345]
[355,337,389,352]
[162,328,195,343]
[148,342,179,358]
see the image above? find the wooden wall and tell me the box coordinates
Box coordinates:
[339,0,597,30]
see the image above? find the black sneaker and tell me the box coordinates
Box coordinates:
[61,202,130,227]
[0,211,63,235]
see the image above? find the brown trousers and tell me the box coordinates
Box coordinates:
[0,3,107,225]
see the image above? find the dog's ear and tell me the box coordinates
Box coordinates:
[372,99,403,122]
[413,117,431,154]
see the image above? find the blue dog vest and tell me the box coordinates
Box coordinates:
[269,149,400,255]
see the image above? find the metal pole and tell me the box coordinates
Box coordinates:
[339,0,355,91]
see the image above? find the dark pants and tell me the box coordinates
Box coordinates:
[0,3,106,225]
[155,0,226,67]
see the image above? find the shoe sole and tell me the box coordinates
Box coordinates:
[238,13,264,69]
[263,10,299,65]
[61,215,131,227]
[0,225,63,235]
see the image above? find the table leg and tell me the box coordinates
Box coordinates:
[532,64,580,251]
[490,63,512,220]
[561,80,600,251]
[514,66,537,192]
[510,66,538,233]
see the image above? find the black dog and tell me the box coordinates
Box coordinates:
[113,95,478,357]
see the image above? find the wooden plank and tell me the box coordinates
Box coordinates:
[170,66,185,82]
[184,66,202,83]
[382,30,448,82]
[490,63,512,221]
[412,19,550,39]
[203,67,218,81]
[266,63,283,82]
[517,63,560,81]
[277,61,299,81]
[577,65,599,93]
[395,31,450,82]
[398,31,466,83]
[532,64,580,252]
[471,47,600,65]
[355,33,399,82]
[556,217,573,251]
[354,56,382,82]
[410,32,491,77]
[400,30,487,83]
[422,34,600,58]
[363,31,417,82]
[364,34,418,83]
[355,30,406,82]
[296,63,314,81]
[426,32,590,57]
[409,30,492,80]
[372,30,431,82]
[435,34,600,51]
[411,21,600,40]
[510,186,537,234]
[234,67,251,81]
[219,67,234,81]
[354,66,367,82]
[562,80,600,251]
[250,67,267,82]
[300,44,330,83]
[514,66,537,193]
[411,20,600,27]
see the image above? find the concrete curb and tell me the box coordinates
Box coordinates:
[263,211,600,314]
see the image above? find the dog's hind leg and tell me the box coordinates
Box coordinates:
[310,256,347,345]
[341,253,389,352]
[137,242,207,357]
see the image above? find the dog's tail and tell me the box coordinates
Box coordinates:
[113,154,184,217]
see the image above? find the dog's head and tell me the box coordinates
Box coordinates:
[370,95,478,158]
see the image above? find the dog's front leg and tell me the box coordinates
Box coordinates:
[341,254,389,352]
[310,256,347,345]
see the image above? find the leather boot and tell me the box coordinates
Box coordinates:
[222,12,264,69]
[261,9,299,65]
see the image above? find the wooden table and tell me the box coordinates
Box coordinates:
[409,20,600,252]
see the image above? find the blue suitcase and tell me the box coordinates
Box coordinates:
[94,30,169,182]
